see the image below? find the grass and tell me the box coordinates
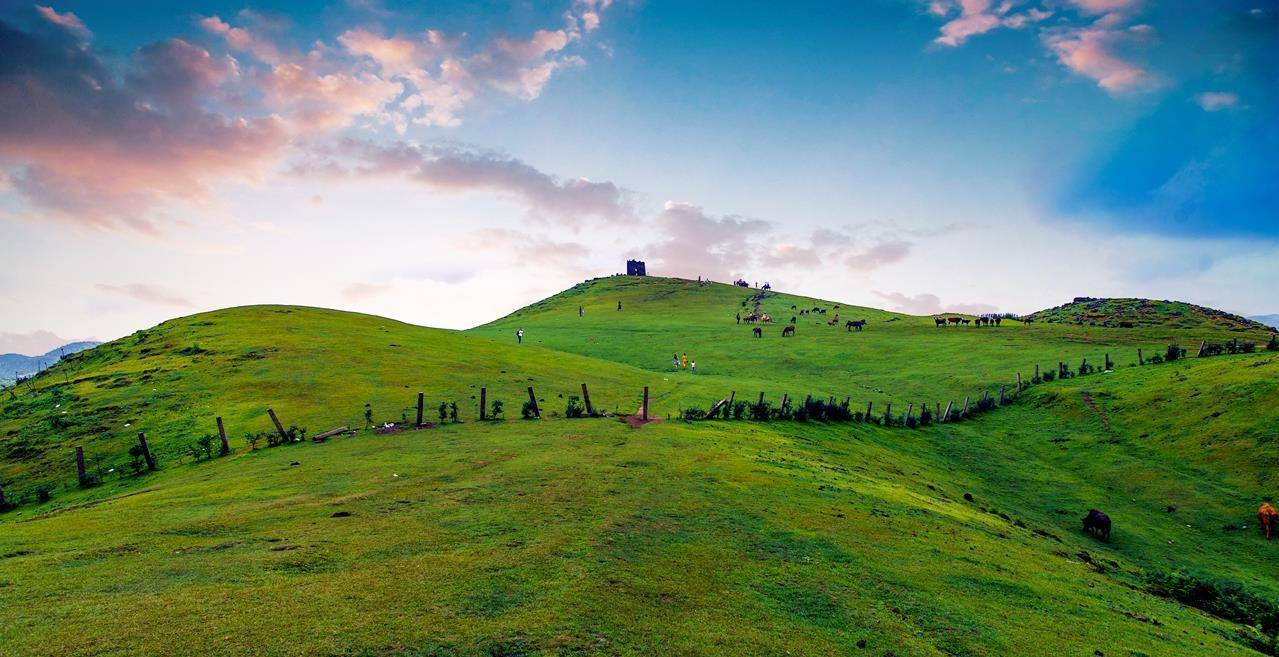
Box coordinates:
[2,275,1277,656]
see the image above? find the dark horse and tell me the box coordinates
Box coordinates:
[752,327,763,338]
[846,320,866,332]
[782,325,795,337]
[934,317,946,328]
[1082,509,1111,541]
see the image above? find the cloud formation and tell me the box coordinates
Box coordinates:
[845,240,913,271]
[872,290,998,316]
[1195,91,1239,112]
[0,2,614,232]
[0,329,87,356]
[639,202,771,281]
[94,283,196,308]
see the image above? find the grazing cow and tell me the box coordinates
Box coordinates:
[935,317,946,328]
[846,320,866,332]
[1082,509,1111,542]
[994,317,1002,326]
[948,317,963,326]
[961,319,971,326]
[752,327,763,338]
[782,325,795,337]
[1259,503,1279,539]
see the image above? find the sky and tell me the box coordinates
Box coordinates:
[0,0,1276,354]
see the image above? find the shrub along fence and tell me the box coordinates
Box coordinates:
[1,343,1271,514]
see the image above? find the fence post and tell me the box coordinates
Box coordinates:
[75,445,89,487]
[999,386,1007,405]
[217,416,229,455]
[479,387,487,420]
[962,396,970,416]
[944,400,954,422]
[642,386,650,421]
[1016,373,1023,391]
[1196,340,1206,358]
[581,383,594,416]
[527,387,540,419]
[138,432,156,471]
[1034,364,1040,380]
[1138,348,1144,366]
[884,402,892,425]
[1080,357,1087,374]
[906,403,914,424]
[727,391,736,409]
[268,408,288,443]
[935,402,941,422]
[1104,353,1112,370]
[865,401,873,421]
[416,392,424,426]
[1058,361,1066,377]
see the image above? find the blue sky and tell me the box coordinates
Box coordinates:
[0,0,1276,352]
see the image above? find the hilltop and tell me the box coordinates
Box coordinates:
[2,276,1279,656]
[1030,297,1275,333]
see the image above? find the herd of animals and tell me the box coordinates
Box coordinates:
[730,292,1279,546]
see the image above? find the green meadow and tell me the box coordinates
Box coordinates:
[2,275,1278,656]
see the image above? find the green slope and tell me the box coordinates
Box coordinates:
[2,277,1279,656]
[1031,297,1276,333]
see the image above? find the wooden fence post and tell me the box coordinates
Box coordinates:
[527,387,540,419]
[1138,348,1144,366]
[581,383,594,416]
[757,391,766,409]
[905,403,914,424]
[138,432,156,471]
[75,445,89,487]
[935,402,941,422]
[1197,340,1206,358]
[1034,364,1040,380]
[1080,357,1087,374]
[479,387,487,420]
[268,408,288,443]
[216,416,229,455]
[865,401,873,421]
[1016,373,1023,391]
[642,386,650,421]
[1104,353,1112,370]
[884,402,892,425]
[961,396,970,416]
[727,391,736,409]
[1058,362,1066,377]
[943,400,954,422]
[416,392,424,426]
[999,386,1007,405]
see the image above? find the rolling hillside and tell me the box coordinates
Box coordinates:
[1031,297,1275,333]
[2,276,1278,657]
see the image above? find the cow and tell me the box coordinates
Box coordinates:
[994,317,1002,327]
[1082,509,1111,542]
[961,319,971,326]
[1259,503,1279,540]
[948,317,963,326]
[935,317,947,328]
[752,327,763,338]
[782,325,795,337]
[846,320,866,332]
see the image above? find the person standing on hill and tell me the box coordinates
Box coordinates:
[617,300,622,311]
[673,353,680,368]
[691,360,696,374]
[516,329,524,344]
[578,306,583,317]
[736,312,741,324]
[681,352,688,369]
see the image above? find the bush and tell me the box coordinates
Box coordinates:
[1042,369,1056,382]
[128,444,148,472]
[244,432,263,451]
[1166,344,1185,362]
[521,399,538,419]
[680,407,707,421]
[196,434,217,460]
[438,402,448,422]
[363,405,374,427]
[489,399,504,420]
[919,404,932,426]
[36,487,51,503]
[449,401,459,423]
[731,401,748,420]
[566,395,585,418]
[1268,335,1279,352]
[1147,571,1279,636]
[749,400,772,421]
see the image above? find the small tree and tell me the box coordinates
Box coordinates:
[196,434,217,460]
[565,395,585,418]
[244,432,263,451]
[438,402,448,422]
[1165,344,1184,362]
[1268,334,1279,352]
[449,401,459,423]
[490,399,504,420]
[363,404,374,428]
[521,399,538,419]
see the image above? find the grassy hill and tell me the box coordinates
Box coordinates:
[2,276,1279,656]
[1031,297,1275,333]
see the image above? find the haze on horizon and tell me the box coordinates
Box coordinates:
[1,0,1276,354]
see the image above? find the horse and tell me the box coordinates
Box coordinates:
[828,316,841,326]
[934,317,946,328]
[759,313,773,323]
[846,320,866,332]
[1082,509,1111,542]
[790,316,797,324]
[1259,503,1279,539]
[994,317,1002,326]
[782,325,795,337]
[1022,317,1034,325]
[948,317,963,326]
[752,327,763,338]
[960,319,971,326]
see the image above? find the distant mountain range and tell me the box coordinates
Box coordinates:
[1250,315,1279,329]
[0,341,101,384]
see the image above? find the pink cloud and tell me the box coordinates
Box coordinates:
[931,0,1050,47]
[1043,25,1153,93]
[845,240,913,271]
[34,5,90,39]
[638,202,771,281]
[1195,91,1239,112]
[340,282,393,301]
[1067,0,1142,15]
[94,283,195,308]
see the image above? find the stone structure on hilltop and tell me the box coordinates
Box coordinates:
[626,259,647,276]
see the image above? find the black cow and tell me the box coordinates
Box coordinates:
[1082,509,1111,542]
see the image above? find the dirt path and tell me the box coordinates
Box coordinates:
[1080,391,1111,431]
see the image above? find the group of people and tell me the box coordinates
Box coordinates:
[672,352,696,373]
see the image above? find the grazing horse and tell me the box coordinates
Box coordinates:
[790,316,797,324]
[759,313,773,323]
[846,320,866,332]
[752,326,763,338]
[961,319,971,326]
[828,316,841,326]
[1082,509,1111,542]
[1022,317,1034,325]
[948,316,963,326]
[934,317,946,328]
[782,325,795,337]
[994,317,1002,326]
[1259,503,1279,539]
